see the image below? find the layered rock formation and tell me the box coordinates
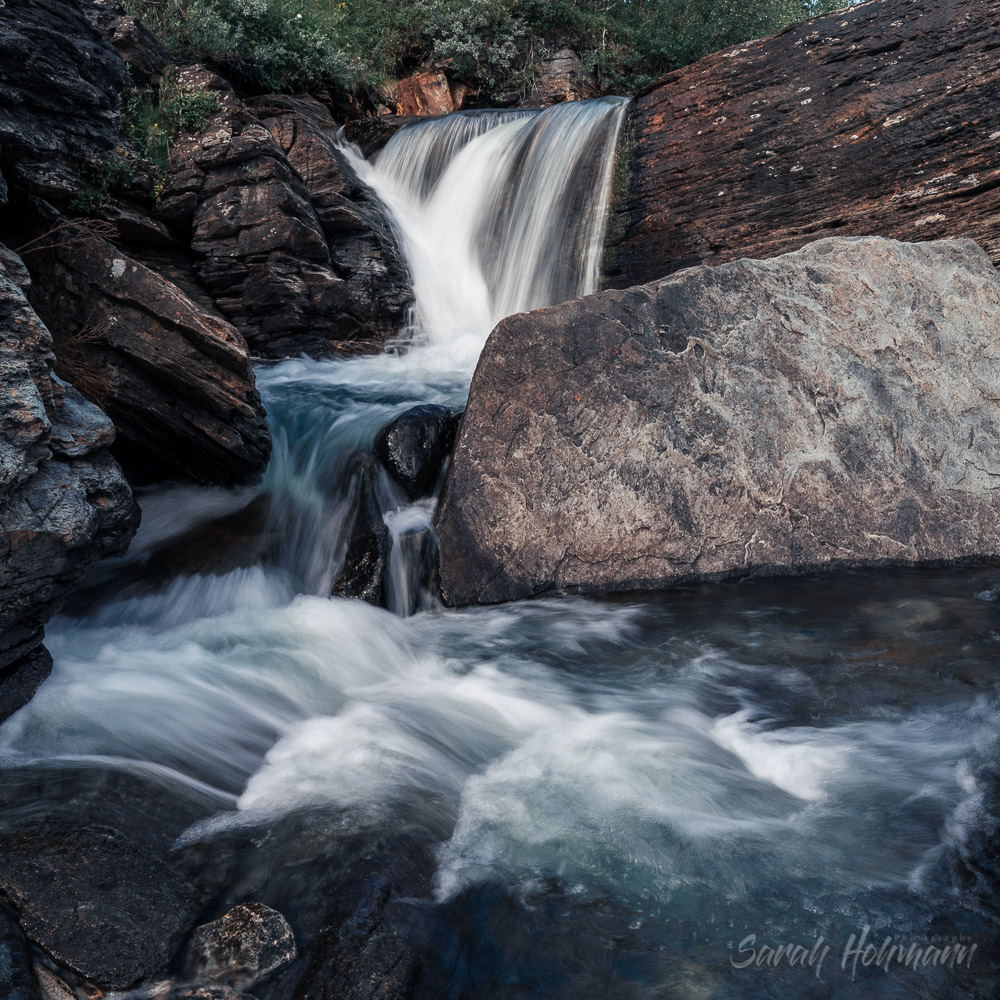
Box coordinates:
[156,67,410,358]
[603,0,1000,288]
[0,0,126,202]
[437,237,1000,605]
[0,246,137,721]
[23,221,271,485]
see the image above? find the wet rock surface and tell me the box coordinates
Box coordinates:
[23,218,271,486]
[438,236,1000,604]
[183,903,296,992]
[0,821,200,990]
[374,405,460,500]
[0,245,137,718]
[333,454,391,606]
[603,0,1000,288]
[0,905,35,1000]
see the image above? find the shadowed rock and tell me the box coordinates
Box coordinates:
[0,821,199,991]
[375,405,460,500]
[604,0,1000,288]
[438,236,1000,604]
[333,454,390,606]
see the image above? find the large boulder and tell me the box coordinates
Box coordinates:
[23,220,271,485]
[0,246,137,719]
[603,0,1000,288]
[0,0,127,201]
[437,237,1000,605]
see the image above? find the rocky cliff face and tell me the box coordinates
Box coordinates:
[156,68,411,358]
[0,246,138,721]
[437,237,1000,605]
[603,0,1000,288]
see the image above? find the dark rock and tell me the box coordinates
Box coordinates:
[1,906,36,1000]
[374,405,459,500]
[603,0,1000,288]
[88,0,167,88]
[437,236,1000,605]
[183,903,296,991]
[0,821,200,990]
[170,988,256,1000]
[0,0,127,201]
[0,245,138,716]
[22,216,271,486]
[157,67,410,358]
[333,455,390,606]
[342,117,422,159]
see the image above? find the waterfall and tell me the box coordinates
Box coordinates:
[343,97,628,370]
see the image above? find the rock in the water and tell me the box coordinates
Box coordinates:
[342,117,422,159]
[183,903,295,991]
[1,906,35,1000]
[0,245,138,717]
[374,405,460,500]
[396,70,454,117]
[0,821,199,990]
[333,455,390,606]
[603,0,1000,288]
[23,219,271,486]
[0,0,127,201]
[437,236,1000,605]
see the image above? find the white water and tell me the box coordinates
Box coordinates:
[1,100,997,998]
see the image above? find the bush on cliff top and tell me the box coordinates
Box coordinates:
[122,0,851,97]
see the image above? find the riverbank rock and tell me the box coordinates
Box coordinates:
[396,70,454,117]
[603,0,1000,288]
[0,821,199,990]
[437,237,1000,604]
[23,221,271,485]
[528,47,588,106]
[0,246,137,720]
[0,0,126,202]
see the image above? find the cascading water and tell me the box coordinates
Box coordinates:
[1,99,998,1000]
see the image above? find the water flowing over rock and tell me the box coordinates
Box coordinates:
[23,220,271,486]
[0,246,137,720]
[603,0,1000,288]
[333,454,391,606]
[437,236,1000,605]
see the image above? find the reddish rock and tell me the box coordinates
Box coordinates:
[603,0,1000,288]
[396,70,454,117]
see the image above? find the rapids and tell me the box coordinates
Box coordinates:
[1,99,997,999]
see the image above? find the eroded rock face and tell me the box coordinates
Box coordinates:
[0,0,127,201]
[396,70,454,117]
[603,0,1000,288]
[528,47,588,106]
[0,821,199,990]
[157,67,410,357]
[24,222,271,486]
[0,246,137,719]
[437,237,1000,605]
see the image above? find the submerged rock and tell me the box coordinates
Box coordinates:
[182,903,295,991]
[604,0,1000,287]
[0,245,137,718]
[437,236,1000,604]
[0,821,199,990]
[374,405,460,500]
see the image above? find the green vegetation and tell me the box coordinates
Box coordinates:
[70,70,220,213]
[121,0,852,98]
